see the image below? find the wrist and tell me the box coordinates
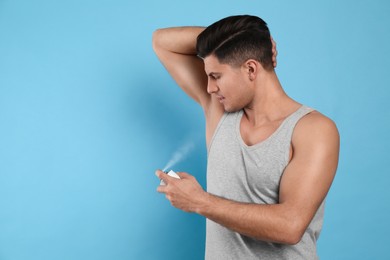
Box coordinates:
[194,191,214,215]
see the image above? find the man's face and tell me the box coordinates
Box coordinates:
[204,55,254,112]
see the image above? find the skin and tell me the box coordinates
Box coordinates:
[152,26,339,245]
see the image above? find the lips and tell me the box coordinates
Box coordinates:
[216,95,225,102]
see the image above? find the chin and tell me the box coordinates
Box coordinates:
[223,105,241,113]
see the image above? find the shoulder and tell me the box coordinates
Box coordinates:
[292,110,340,152]
[297,110,338,133]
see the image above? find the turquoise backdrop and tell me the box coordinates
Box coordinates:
[1,0,389,259]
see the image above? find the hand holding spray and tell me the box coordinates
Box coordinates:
[159,137,196,185]
[159,170,180,186]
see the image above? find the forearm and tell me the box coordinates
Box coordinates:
[152,26,209,106]
[152,26,205,55]
[196,193,304,245]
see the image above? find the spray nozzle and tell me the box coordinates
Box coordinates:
[160,170,180,185]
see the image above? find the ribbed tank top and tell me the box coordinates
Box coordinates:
[205,105,324,260]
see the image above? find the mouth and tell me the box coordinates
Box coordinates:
[216,95,225,103]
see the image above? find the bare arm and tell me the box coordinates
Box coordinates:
[153,27,278,104]
[152,27,224,143]
[152,27,210,106]
[153,27,278,144]
[157,112,339,245]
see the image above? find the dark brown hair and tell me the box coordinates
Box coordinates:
[196,15,273,70]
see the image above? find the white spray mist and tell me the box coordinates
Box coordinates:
[162,136,197,172]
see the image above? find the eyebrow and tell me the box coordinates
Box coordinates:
[208,72,221,77]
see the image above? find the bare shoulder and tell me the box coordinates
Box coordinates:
[292,110,340,152]
[296,110,339,138]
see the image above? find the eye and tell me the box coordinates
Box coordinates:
[209,74,220,80]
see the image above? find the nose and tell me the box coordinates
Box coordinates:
[207,79,219,94]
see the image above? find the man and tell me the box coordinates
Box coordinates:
[153,15,339,259]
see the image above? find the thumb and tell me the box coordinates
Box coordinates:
[156,170,168,183]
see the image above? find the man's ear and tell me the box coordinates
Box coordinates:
[244,59,260,81]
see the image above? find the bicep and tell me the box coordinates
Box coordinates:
[279,114,339,229]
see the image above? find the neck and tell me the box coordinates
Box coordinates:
[243,70,300,127]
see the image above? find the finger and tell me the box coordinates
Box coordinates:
[272,50,278,62]
[271,36,277,49]
[155,169,165,180]
[156,169,169,185]
[156,169,178,185]
[270,36,277,68]
[176,171,192,179]
[157,184,167,193]
[272,50,277,68]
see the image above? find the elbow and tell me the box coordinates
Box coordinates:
[251,219,306,245]
[152,29,160,52]
[282,221,306,245]
[284,231,304,246]
[152,29,164,53]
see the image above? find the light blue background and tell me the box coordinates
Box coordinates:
[1,0,389,259]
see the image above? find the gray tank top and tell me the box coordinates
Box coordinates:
[205,105,324,260]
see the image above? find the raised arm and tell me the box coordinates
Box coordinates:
[153,27,278,144]
[152,27,225,144]
[153,27,277,103]
[152,27,210,107]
